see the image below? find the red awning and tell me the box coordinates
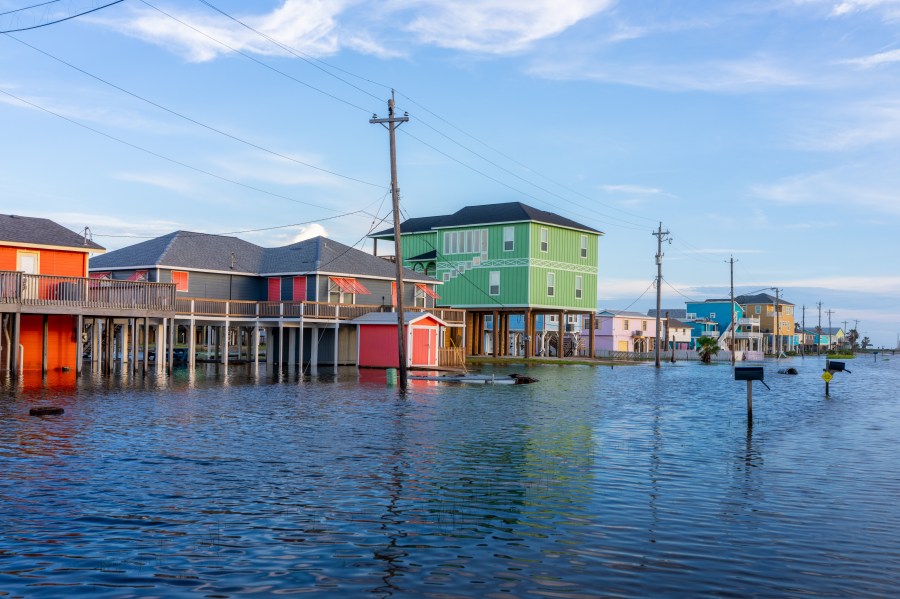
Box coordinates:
[416,283,440,299]
[330,277,370,295]
[89,272,111,279]
[127,270,148,281]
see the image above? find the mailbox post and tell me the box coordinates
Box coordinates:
[823,360,850,396]
[735,366,765,421]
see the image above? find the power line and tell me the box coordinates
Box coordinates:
[616,279,658,313]
[138,0,374,115]
[5,33,385,190]
[0,0,122,33]
[194,0,386,104]
[187,0,660,230]
[0,0,62,17]
[662,277,699,302]
[0,87,380,213]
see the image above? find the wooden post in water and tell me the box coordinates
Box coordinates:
[746,380,753,420]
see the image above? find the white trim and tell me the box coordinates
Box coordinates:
[431,219,600,235]
[2,240,104,254]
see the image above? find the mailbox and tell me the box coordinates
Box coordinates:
[734,366,764,381]
[826,360,846,372]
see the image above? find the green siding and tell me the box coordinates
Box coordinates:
[397,219,599,310]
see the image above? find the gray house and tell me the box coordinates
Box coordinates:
[89,232,452,372]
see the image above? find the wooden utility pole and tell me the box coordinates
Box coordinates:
[729,255,737,366]
[817,301,823,357]
[801,305,806,357]
[370,91,410,390]
[652,222,671,368]
[826,309,835,353]
[772,287,781,358]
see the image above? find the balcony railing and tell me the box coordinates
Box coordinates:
[0,271,176,311]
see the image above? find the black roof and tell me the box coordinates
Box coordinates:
[91,232,434,282]
[0,213,104,251]
[735,292,794,306]
[371,202,601,237]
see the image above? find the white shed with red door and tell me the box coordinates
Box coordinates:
[353,311,446,368]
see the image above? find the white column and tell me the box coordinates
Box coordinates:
[309,325,319,375]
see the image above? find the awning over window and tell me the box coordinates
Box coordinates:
[416,283,440,299]
[89,272,111,279]
[127,270,148,281]
[330,277,370,295]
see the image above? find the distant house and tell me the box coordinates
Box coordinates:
[370,202,602,358]
[666,318,692,350]
[90,232,446,371]
[588,310,657,354]
[735,293,795,354]
[0,214,105,372]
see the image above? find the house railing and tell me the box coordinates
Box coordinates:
[173,297,384,321]
[407,306,466,325]
[0,270,176,311]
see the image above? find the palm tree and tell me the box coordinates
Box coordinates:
[696,337,720,364]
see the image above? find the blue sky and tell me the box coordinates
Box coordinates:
[1,0,899,346]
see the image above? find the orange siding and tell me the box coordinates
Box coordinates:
[0,245,87,276]
[19,315,78,371]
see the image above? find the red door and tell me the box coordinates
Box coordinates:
[267,278,281,302]
[411,327,434,366]
[292,276,306,301]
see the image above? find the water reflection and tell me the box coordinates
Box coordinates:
[0,358,898,596]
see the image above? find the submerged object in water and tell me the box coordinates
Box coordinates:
[777,367,799,375]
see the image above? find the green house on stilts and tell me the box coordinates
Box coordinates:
[370,202,602,358]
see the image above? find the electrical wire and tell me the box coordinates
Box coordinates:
[5,33,385,190]
[0,87,380,212]
[0,0,123,33]
[138,0,374,115]
[662,277,699,302]
[615,279,657,313]
[0,0,62,17]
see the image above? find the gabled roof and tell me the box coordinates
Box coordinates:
[735,292,794,306]
[352,311,447,326]
[0,213,104,252]
[598,309,646,317]
[90,232,436,282]
[261,237,433,281]
[371,202,602,237]
[647,308,687,318]
[90,231,264,273]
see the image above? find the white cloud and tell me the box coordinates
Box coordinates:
[840,48,900,68]
[112,172,195,195]
[529,54,812,92]
[210,152,348,189]
[290,223,329,242]
[601,184,665,195]
[793,99,900,150]
[108,1,354,62]
[752,164,900,215]
[828,0,900,18]
[402,0,614,54]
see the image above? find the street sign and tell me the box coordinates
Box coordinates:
[822,371,833,382]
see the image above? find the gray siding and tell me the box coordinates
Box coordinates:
[158,269,263,300]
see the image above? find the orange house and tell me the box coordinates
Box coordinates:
[0,214,105,371]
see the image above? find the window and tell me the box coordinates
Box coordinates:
[489,271,500,296]
[503,226,514,251]
[267,277,281,302]
[767,305,774,313]
[172,270,189,292]
[547,272,555,296]
[414,284,426,307]
[755,305,761,314]
[443,229,489,255]
[293,276,307,301]
[580,235,588,258]
[540,228,549,252]
[710,312,716,319]
[623,319,629,330]
[575,275,583,299]
[785,306,792,315]
[642,320,647,331]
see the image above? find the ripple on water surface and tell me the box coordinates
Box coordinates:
[1,357,900,597]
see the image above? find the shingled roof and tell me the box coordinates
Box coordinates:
[371,202,601,237]
[735,292,794,306]
[0,214,104,251]
[91,232,435,282]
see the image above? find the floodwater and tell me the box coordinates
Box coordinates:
[1,356,899,597]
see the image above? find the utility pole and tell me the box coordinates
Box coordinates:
[771,287,781,358]
[817,302,822,357]
[652,222,671,368]
[370,91,410,390]
[826,309,835,353]
[801,305,806,358]
[728,256,737,366]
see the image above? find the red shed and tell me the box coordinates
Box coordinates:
[354,311,446,369]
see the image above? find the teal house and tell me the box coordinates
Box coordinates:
[370,202,602,357]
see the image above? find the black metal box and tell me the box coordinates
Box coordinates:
[734,366,765,381]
